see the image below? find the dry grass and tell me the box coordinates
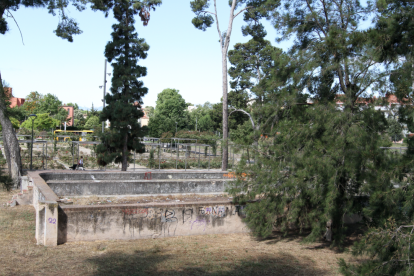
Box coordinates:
[0,190,365,276]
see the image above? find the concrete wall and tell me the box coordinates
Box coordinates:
[40,171,233,181]
[48,179,229,196]
[58,201,248,243]
[28,172,60,247]
[26,171,247,246]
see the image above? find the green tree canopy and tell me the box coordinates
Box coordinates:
[37,93,63,115]
[20,113,58,131]
[84,116,100,130]
[148,88,189,137]
[229,0,394,251]
[0,0,85,41]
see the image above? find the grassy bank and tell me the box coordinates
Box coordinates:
[0,190,365,276]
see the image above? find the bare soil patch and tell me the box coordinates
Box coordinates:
[0,190,364,276]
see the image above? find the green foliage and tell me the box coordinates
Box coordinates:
[387,118,404,141]
[96,0,148,171]
[0,117,20,131]
[22,91,44,115]
[66,102,79,110]
[230,120,253,146]
[84,116,100,130]
[0,168,13,191]
[148,89,189,137]
[20,113,59,131]
[228,0,395,249]
[148,148,155,168]
[37,94,63,115]
[0,0,87,41]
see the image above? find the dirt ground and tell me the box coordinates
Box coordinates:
[0,190,366,276]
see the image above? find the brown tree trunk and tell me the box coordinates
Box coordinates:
[2,134,11,174]
[0,73,22,186]
[122,133,128,171]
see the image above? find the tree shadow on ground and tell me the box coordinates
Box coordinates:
[86,248,330,276]
[259,224,366,252]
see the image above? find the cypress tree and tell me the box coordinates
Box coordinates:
[96,0,148,171]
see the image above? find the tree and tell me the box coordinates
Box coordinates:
[97,0,149,171]
[37,93,63,115]
[53,107,69,128]
[148,88,189,137]
[228,38,277,136]
[66,102,79,110]
[20,113,58,131]
[0,117,20,131]
[22,91,44,115]
[190,0,275,170]
[187,102,213,131]
[1,0,87,42]
[229,0,394,247]
[84,115,100,130]
[198,114,214,131]
[0,73,21,185]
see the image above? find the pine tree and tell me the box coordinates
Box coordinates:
[96,0,148,171]
[229,0,394,247]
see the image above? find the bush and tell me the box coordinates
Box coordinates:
[0,168,13,191]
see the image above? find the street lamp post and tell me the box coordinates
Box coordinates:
[100,59,111,133]
[175,122,177,134]
[29,114,37,170]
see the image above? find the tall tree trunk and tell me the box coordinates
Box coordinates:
[221,47,229,171]
[215,0,238,171]
[0,73,22,187]
[122,133,128,171]
[3,134,10,174]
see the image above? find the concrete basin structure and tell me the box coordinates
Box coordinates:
[24,170,248,246]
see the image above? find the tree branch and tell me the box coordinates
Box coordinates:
[213,0,222,44]
[200,10,216,16]
[233,6,252,19]
[6,9,24,45]
[229,108,255,129]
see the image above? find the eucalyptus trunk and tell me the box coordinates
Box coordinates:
[0,73,21,187]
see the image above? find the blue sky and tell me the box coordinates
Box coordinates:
[2,1,288,110]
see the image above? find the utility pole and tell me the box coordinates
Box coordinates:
[100,59,111,133]
[102,59,107,133]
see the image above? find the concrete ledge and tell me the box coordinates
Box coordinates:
[40,170,233,181]
[47,179,230,196]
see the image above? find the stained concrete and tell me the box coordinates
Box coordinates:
[26,170,247,245]
[58,201,248,243]
[40,171,232,181]
[47,179,229,196]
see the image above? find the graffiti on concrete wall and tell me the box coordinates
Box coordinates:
[65,204,248,241]
[198,206,226,217]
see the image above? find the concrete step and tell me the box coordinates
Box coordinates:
[16,188,33,205]
[40,171,235,181]
[47,178,231,197]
